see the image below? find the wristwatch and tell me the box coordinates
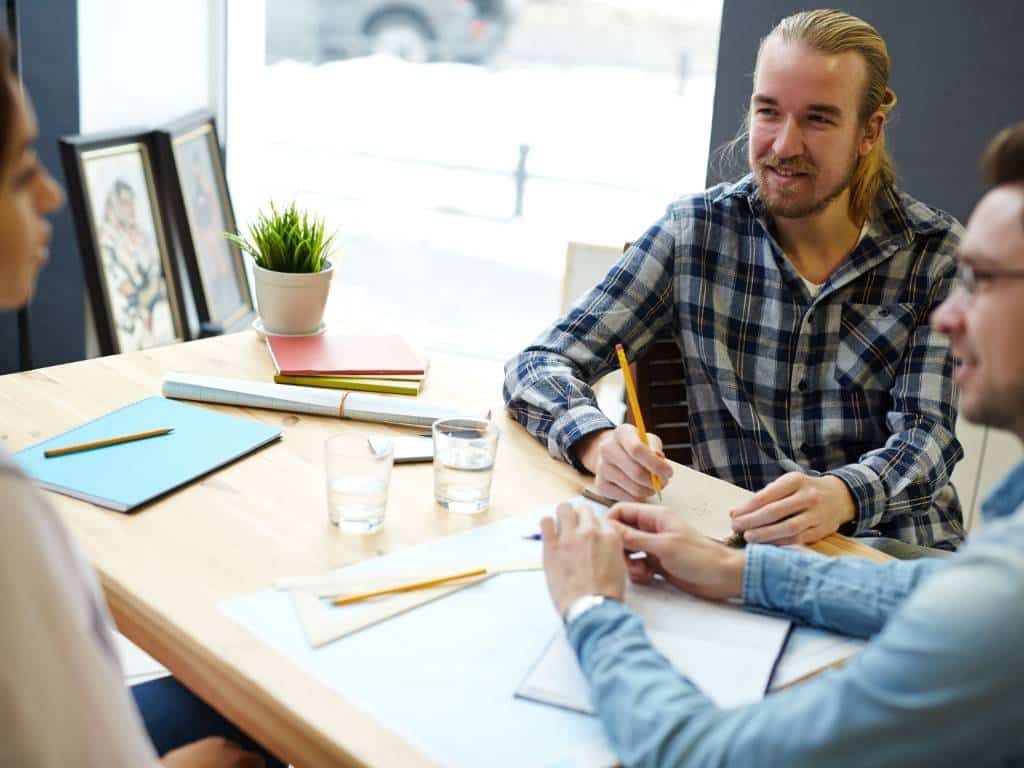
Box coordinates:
[563,594,611,626]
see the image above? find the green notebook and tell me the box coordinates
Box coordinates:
[273,373,421,396]
[15,396,281,512]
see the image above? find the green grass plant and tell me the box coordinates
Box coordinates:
[225,201,334,273]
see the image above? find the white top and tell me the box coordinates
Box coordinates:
[0,453,159,766]
[800,274,825,297]
[789,221,870,298]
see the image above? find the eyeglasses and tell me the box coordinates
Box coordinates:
[956,262,1024,295]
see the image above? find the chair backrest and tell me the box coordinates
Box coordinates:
[634,331,693,466]
[622,236,692,465]
[561,241,626,312]
[563,241,634,424]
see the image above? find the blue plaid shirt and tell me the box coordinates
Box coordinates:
[504,175,965,548]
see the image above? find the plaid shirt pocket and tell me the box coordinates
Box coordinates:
[835,303,919,391]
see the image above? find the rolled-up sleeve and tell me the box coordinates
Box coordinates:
[569,532,1022,767]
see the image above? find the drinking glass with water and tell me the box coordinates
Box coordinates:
[432,418,499,515]
[324,433,394,533]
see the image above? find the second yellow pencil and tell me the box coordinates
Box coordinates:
[333,567,489,606]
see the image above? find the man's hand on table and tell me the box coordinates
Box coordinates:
[541,501,746,614]
[541,502,627,616]
[730,473,856,545]
[608,503,746,601]
[573,425,673,501]
[160,737,265,768]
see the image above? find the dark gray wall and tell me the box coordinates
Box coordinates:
[707,0,1024,225]
[0,0,81,373]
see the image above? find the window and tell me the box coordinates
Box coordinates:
[226,0,723,362]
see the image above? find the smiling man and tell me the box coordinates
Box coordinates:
[538,121,1024,768]
[504,9,965,548]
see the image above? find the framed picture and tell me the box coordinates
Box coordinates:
[154,111,254,334]
[59,130,186,356]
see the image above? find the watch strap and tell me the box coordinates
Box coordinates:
[563,594,609,626]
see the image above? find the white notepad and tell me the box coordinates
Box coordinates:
[517,580,791,713]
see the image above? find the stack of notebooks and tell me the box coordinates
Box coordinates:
[267,334,427,396]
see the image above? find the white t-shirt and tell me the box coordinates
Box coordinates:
[789,222,870,298]
[800,274,825,297]
[0,453,159,766]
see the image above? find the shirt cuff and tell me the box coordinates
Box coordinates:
[741,543,824,612]
[825,463,887,534]
[552,406,616,472]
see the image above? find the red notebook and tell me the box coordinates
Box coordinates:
[266,334,426,376]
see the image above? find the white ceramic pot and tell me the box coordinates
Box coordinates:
[252,261,334,335]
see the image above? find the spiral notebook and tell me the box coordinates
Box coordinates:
[14,396,281,512]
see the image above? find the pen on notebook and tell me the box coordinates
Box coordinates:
[43,427,174,458]
[614,343,663,502]
[332,566,488,606]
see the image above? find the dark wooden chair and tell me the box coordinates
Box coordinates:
[634,331,693,466]
[620,239,693,467]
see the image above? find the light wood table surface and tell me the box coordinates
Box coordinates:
[0,330,583,768]
[0,328,889,766]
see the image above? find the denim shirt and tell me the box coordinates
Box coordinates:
[568,460,1024,767]
[505,177,965,547]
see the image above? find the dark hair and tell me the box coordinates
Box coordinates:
[982,123,1024,187]
[0,30,15,171]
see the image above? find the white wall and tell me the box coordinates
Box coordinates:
[78,0,218,132]
[76,0,224,355]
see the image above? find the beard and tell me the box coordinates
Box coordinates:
[961,380,1024,434]
[752,146,859,219]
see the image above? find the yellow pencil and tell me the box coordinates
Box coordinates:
[615,343,663,498]
[43,427,174,458]
[332,567,489,606]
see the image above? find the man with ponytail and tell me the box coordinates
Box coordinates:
[506,9,965,549]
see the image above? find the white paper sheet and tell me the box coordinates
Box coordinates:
[162,371,482,426]
[518,580,791,712]
[769,626,866,690]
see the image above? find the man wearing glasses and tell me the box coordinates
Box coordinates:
[539,122,1024,767]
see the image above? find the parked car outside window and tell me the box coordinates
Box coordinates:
[266,0,522,65]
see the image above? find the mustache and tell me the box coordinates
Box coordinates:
[760,155,817,175]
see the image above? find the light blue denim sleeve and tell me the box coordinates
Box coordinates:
[568,530,1024,767]
[742,544,947,637]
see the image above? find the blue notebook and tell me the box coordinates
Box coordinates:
[15,396,281,512]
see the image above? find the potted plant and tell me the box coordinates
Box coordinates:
[225,201,335,335]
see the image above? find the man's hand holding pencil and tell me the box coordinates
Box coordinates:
[573,424,673,502]
[572,344,673,502]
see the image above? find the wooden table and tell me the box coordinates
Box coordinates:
[0,330,583,767]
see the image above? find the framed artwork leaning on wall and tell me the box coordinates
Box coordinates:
[59,129,187,356]
[154,111,254,335]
